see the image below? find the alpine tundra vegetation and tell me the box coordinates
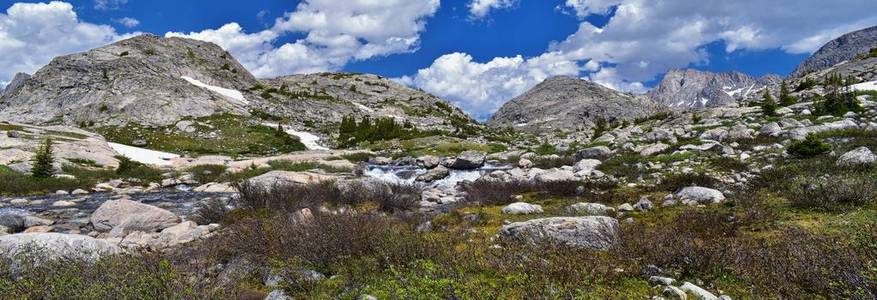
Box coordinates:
[1,1,877,299]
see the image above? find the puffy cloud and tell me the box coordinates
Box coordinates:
[114,17,140,28]
[469,0,516,19]
[410,52,580,120]
[410,0,877,119]
[170,0,440,78]
[0,1,127,84]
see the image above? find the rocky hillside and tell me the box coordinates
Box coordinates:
[790,25,877,78]
[488,76,661,133]
[253,72,475,132]
[648,69,780,110]
[0,34,258,127]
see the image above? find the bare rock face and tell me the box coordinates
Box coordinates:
[0,34,257,127]
[254,72,477,132]
[488,76,661,133]
[0,122,120,171]
[0,72,30,97]
[791,25,877,78]
[648,69,779,111]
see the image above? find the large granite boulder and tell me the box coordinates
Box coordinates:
[500,216,620,250]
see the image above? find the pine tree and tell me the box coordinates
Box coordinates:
[779,81,797,106]
[31,137,55,178]
[761,89,778,116]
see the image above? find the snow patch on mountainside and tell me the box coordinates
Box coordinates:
[108,143,179,166]
[263,123,329,151]
[181,76,248,104]
[851,81,877,91]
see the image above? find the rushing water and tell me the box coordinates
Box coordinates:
[363,162,512,188]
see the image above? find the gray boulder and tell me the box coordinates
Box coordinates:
[639,143,669,156]
[677,187,725,204]
[90,198,180,234]
[836,147,876,166]
[0,213,25,233]
[567,202,615,216]
[680,282,718,300]
[0,233,122,261]
[499,216,620,250]
[451,151,486,170]
[572,159,602,175]
[416,165,450,182]
[501,202,544,215]
[575,146,612,160]
[759,122,782,137]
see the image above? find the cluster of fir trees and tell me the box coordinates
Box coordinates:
[337,115,420,148]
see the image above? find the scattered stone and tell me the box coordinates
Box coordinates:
[573,159,602,175]
[264,289,293,300]
[517,158,534,168]
[534,168,576,182]
[617,203,634,212]
[71,189,89,195]
[680,282,718,300]
[500,216,620,250]
[649,275,676,286]
[451,151,486,170]
[677,187,725,204]
[575,146,612,160]
[9,199,28,206]
[663,286,688,300]
[501,202,544,215]
[639,143,670,156]
[52,200,77,207]
[24,226,53,233]
[836,146,876,166]
[634,197,653,211]
[567,202,615,216]
[759,122,782,137]
[416,165,450,182]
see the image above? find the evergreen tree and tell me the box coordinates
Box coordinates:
[761,89,778,116]
[779,81,797,106]
[31,137,55,178]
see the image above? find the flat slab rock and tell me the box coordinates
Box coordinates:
[0,233,122,260]
[500,216,620,250]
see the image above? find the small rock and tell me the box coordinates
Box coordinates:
[24,225,53,233]
[52,200,77,207]
[55,190,69,195]
[680,282,718,300]
[567,202,615,216]
[663,286,688,300]
[677,187,725,204]
[634,197,653,211]
[264,289,292,300]
[517,158,534,168]
[501,202,544,215]
[617,203,634,212]
[71,189,89,195]
[649,275,676,286]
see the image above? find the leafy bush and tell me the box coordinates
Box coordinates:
[787,134,831,158]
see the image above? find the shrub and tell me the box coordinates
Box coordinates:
[190,198,232,225]
[461,179,617,205]
[31,137,55,178]
[787,176,877,211]
[787,134,830,158]
[652,173,720,192]
[233,180,420,214]
[779,81,797,106]
[795,78,817,92]
[189,164,228,183]
[530,155,576,169]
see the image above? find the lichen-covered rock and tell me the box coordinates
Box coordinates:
[677,187,725,204]
[500,216,620,250]
[90,198,180,234]
[501,202,544,215]
[837,146,876,166]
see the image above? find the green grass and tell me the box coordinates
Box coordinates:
[0,123,24,131]
[95,114,306,157]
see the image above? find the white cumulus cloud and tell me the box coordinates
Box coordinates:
[168,0,441,78]
[469,0,516,19]
[408,52,580,120]
[0,1,128,85]
[409,0,877,119]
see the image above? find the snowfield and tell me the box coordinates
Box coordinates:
[108,142,180,166]
[263,123,329,151]
[181,76,248,104]
[851,80,877,91]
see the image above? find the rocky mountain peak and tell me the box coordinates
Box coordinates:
[488,76,661,133]
[0,34,257,126]
[790,25,877,78]
[648,68,778,110]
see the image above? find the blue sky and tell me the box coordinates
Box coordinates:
[1,0,874,119]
